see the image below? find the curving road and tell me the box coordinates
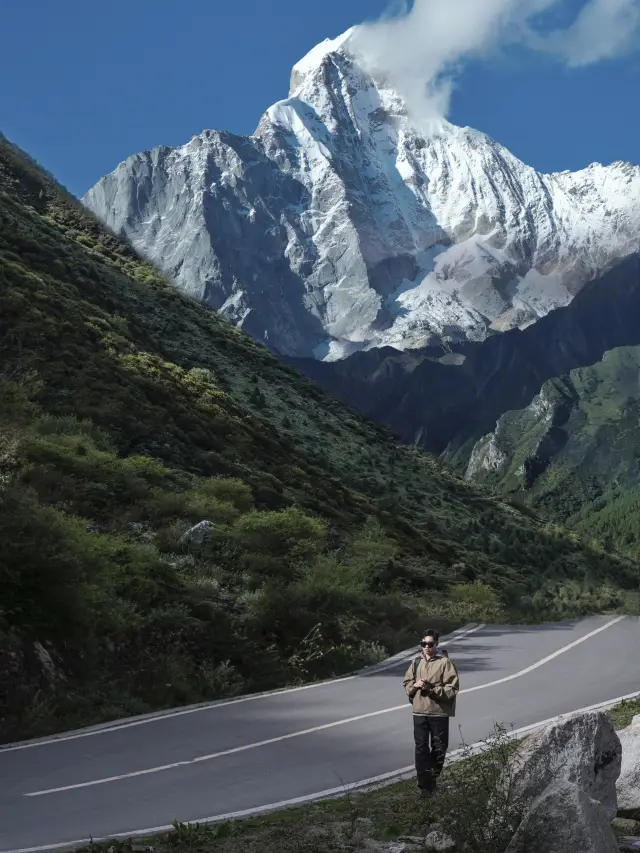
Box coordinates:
[1,615,639,853]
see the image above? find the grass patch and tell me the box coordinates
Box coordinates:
[607,698,640,730]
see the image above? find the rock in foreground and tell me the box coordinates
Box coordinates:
[617,714,640,817]
[507,711,621,821]
[506,779,619,853]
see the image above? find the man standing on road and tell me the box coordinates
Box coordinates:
[403,629,460,797]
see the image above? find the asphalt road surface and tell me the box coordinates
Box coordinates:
[2,615,639,853]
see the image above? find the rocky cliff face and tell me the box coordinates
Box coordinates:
[292,253,640,459]
[464,343,640,509]
[83,29,640,360]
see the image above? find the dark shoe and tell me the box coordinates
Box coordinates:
[419,778,437,798]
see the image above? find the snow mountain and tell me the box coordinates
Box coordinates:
[83,29,640,361]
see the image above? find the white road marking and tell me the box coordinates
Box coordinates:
[461,614,627,693]
[6,681,640,853]
[0,624,484,753]
[24,615,625,797]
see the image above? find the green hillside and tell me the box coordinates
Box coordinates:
[465,344,640,567]
[1,133,637,742]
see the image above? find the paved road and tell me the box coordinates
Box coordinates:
[1,615,639,852]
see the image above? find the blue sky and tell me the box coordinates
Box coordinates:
[1,0,638,197]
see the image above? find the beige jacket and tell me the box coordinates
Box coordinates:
[402,649,460,716]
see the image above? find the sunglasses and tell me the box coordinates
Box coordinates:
[420,640,436,648]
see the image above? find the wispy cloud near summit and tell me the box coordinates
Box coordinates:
[351,0,640,122]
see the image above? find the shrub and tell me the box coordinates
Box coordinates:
[449,581,505,622]
[233,507,325,560]
[196,476,254,512]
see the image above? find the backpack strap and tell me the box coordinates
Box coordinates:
[412,655,421,680]
[408,655,422,704]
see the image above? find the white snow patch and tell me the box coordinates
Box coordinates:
[290,28,357,93]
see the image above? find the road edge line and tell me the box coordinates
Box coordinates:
[0,624,482,752]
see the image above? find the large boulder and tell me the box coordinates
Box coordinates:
[33,641,66,687]
[618,714,640,817]
[506,780,619,853]
[180,520,214,547]
[506,711,621,821]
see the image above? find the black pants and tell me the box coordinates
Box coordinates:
[413,715,450,790]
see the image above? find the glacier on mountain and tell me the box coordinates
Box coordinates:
[83,29,640,360]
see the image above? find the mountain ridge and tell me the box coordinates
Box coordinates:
[288,252,640,456]
[464,342,640,562]
[83,29,640,360]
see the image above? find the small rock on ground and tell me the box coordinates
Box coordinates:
[424,830,455,851]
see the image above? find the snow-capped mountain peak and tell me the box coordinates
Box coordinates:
[83,28,640,361]
[289,27,357,95]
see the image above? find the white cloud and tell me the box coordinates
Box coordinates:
[351,0,640,123]
[530,0,640,66]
